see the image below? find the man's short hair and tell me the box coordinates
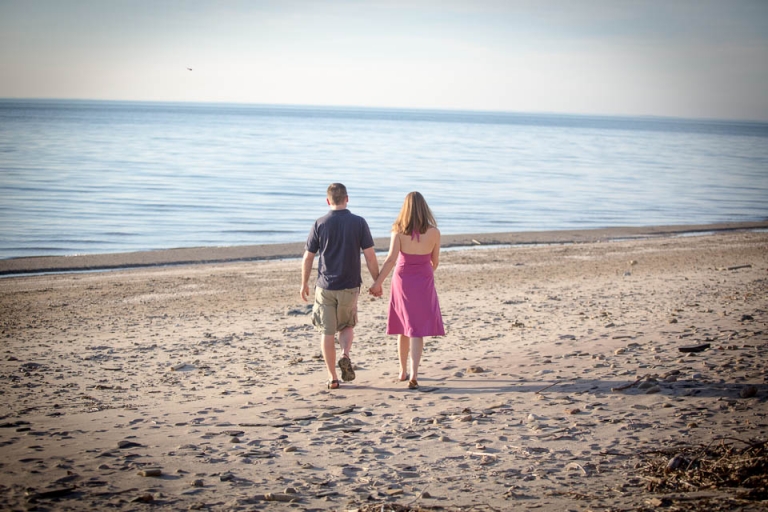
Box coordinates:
[327,183,348,205]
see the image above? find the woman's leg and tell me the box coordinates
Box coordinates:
[398,334,410,381]
[410,337,423,382]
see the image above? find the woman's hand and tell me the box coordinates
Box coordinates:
[369,283,383,297]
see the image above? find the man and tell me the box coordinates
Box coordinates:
[301,183,379,389]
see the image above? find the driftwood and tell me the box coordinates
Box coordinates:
[535,377,579,394]
[678,343,710,353]
[640,438,768,499]
[253,493,300,502]
[718,264,752,271]
[611,374,648,392]
[26,487,76,502]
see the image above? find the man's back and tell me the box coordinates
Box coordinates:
[307,209,374,290]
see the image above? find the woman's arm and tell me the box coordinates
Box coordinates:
[431,228,441,270]
[369,232,400,297]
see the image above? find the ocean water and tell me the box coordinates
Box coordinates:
[1,99,767,259]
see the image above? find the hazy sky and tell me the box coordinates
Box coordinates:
[1,0,767,120]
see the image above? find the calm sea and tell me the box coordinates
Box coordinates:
[1,99,767,259]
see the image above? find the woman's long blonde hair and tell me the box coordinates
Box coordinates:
[392,191,437,235]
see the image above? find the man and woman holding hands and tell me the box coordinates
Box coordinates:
[300,183,444,390]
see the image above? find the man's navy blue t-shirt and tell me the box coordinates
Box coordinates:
[306,209,375,290]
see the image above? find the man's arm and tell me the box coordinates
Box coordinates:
[363,246,379,284]
[300,250,315,302]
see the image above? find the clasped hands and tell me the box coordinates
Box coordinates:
[368,283,383,298]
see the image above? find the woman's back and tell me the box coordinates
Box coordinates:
[398,227,439,255]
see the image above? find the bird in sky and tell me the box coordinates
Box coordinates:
[187,67,193,71]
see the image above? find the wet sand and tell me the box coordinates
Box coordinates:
[0,224,766,511]
[2,221,766,276]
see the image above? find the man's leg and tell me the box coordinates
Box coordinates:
[336,289,358,382]
[315,287,340,387]
[338,326,354,359]
[337,326,356,381]
[398,334,410,381]
[321,334,339,382]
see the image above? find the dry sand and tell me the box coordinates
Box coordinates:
[0,225,767,511]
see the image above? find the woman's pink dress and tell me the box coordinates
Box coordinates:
[387,251,445,337]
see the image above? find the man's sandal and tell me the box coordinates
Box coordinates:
[338,356,356,382]
[328,379,340,389]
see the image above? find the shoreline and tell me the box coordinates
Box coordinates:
[2,220,767,276]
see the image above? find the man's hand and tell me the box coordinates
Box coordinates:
[301,251,315,303]
[368,284,383,298]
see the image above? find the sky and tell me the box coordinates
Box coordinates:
[1,0,767,121]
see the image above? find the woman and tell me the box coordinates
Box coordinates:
[369,192,445,389]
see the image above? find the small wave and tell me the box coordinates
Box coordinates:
[221,229,295,235]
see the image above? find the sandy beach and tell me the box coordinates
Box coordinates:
[1,224,767,511]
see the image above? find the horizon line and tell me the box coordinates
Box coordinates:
[1,96,766,125]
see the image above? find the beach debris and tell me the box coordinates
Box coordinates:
[640,439,768,500]
[565,462,589,476]
[718,264,752,271]
[137,468,162,477]
[740,385,758,398]
[535,376,578,394]
[678,343,710,353]
[117,440,143,449]
[611,374,649,392]
[26,487,76,502]
[286,305,312,316]
[0,420,31,429]
[467,366,484,373]
[253,492,300,502]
